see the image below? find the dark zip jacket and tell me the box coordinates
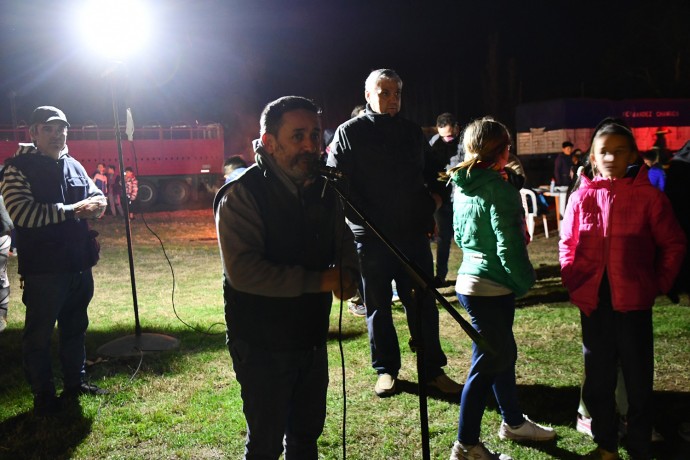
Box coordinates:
[327,105,436,242]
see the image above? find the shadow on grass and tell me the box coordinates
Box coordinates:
[496,385,690,460]
[0,324,229,400]
[512,263,571,307]
[395,378,461,404]
[392,382,690,459]
[327,328,366,342]
[0,406,93,460]
[1,321,366,402]
[517,289,570,307]
[534,264,562,280]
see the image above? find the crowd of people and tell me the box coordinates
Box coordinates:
[215,69,689,460]
[2,67,689,460]
[90,162,139,219]
[0,106,142,415]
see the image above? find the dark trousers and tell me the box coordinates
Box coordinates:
[228,338,328,460]
[357,235,447,378]
[581,277,654,459]
[433,202,453,281]
[22,270,93,395]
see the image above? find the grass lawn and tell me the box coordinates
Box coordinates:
[0,209,688,459]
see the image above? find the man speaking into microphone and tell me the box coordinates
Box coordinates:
[328,69,461,397]
[215,96,358,458]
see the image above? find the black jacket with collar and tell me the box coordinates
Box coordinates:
[327,106,436,242]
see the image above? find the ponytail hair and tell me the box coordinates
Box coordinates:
[449,116,511,177]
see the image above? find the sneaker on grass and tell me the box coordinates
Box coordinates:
[449,440,512,460]
[498,415,556,441]
[347,301,366,317]
[577,414,593,438]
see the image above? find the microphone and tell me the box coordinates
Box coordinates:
[310,162,345,181]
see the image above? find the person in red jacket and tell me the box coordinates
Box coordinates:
[559,118,686,460]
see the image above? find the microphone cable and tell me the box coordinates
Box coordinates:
[128,139,225,337]
[323,175,349,459]
[334,184,348,460]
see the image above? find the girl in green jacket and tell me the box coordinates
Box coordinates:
[448,117,555,460]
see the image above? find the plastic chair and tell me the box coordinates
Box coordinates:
[519,188,549,239]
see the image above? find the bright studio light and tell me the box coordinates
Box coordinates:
[78,0,150,59]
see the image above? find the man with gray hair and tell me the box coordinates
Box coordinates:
[328,69,461,397]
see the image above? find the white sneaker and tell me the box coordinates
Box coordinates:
[391,280,402,303]
[374,373,396,397]
[449,441,512,460]
[576,414,593,438]
[498,415,556,441]
[347,302,366,317]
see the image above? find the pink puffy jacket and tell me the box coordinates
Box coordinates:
[559,166,686,316]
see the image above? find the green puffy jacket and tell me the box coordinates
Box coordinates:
[451,167,535,297]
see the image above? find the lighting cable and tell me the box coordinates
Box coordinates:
[128,139,224,336]
[329,180,350,460]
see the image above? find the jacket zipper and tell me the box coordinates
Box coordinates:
[602,180,614,306]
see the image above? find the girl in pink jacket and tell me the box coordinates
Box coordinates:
[559,119,686,460]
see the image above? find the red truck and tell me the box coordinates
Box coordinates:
[0,123,224,209]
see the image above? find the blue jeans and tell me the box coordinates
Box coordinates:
[358,235,447,378]
[228,338,328,460]
[22,270,93,395]
[433,202,453,281]
[457,293,524,445]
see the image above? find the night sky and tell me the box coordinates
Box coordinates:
[2,0,689,156]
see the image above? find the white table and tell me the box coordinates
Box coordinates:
[538,186,567,232]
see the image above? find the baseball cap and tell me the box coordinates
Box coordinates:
[30,106,70,127]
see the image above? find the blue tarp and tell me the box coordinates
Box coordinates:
[516,98,690,131]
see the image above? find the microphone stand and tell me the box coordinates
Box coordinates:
[322,174,493,460]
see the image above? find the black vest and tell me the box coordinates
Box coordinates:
[215,165,338,351]
[5,153,98,275]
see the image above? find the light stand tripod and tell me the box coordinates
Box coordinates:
[97,69,179,358]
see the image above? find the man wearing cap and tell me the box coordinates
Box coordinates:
[0,105,108,416]
[554,141,574,187]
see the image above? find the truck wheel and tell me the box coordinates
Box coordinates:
[137,179,158,210]
[162,180,191,206]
